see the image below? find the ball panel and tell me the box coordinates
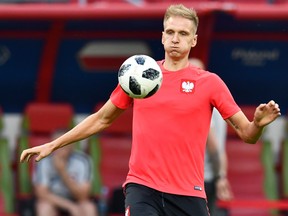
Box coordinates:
[129,76,142,95]
[118,64,132,77]
[135,56,146,65]
[144,84,160,98]
[142,68,161,81]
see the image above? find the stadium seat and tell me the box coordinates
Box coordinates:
[15,102,75,216]
[225,138,271,216]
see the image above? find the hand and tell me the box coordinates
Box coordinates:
[216,177,233,201]
[20,143,54,162]
[253,100,281,128]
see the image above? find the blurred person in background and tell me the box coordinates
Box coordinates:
[189,58,233,216]
[205,109,233,216]
[33,130,98,216]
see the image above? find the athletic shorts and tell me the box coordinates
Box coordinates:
[124,183,210,216]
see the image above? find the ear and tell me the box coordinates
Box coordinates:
[191,34,198,48]
[161,31,165,45]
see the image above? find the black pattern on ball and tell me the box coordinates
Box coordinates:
[135,56,145,65]
[129,76,141,95]
[144,84,159,98]
[118,64,131,77]
[142,68,160,81]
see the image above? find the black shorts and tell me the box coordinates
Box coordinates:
[124,183,210,216]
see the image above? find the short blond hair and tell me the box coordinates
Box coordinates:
[164,4,199,31]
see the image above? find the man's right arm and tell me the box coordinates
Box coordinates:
[20,99,125,162]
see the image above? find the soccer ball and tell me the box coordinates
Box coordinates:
[118,55,163,99]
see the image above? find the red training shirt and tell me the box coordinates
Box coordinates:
[110,60,240,198]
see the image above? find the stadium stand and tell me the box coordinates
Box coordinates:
[14,102,74,216]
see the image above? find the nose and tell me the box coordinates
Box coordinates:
[172,33,179,43]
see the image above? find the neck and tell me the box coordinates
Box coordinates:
[163,57,189,71]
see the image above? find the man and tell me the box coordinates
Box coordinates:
[21,4,281,216]
[33,130,98,216]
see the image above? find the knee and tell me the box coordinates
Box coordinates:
[35,200,57,216]
[78,200,98,216]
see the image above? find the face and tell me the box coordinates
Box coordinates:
[162,15,197,60]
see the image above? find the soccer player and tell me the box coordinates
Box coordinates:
[20,4,281,216]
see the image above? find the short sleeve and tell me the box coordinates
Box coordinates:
[110,84,133,109]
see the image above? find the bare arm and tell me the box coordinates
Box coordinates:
[226,100,281,144]
[20,99,125,162]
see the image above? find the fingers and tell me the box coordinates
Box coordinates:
[35,155,41,162]
[20,150,29,162]
[268,100,279,109]
[268,100,281,115]
[20,149,39,163]
[268,100,276,106]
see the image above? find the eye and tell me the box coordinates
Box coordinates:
[180,31,188,36]
[166,30,174,35]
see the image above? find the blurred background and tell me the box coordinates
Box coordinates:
[0,0,287,216]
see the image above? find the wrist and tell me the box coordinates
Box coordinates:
[253,118,263,129]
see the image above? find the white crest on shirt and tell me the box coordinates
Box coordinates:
[181,80,195,93]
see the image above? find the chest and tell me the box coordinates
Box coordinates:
[136,73,213,116]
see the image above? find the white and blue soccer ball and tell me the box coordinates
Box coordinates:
[118,55,163,99]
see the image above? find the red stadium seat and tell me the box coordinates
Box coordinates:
[225,138,271,216]
[15,102,75,216]
[24,102,74,134]
[98,135,131,191]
